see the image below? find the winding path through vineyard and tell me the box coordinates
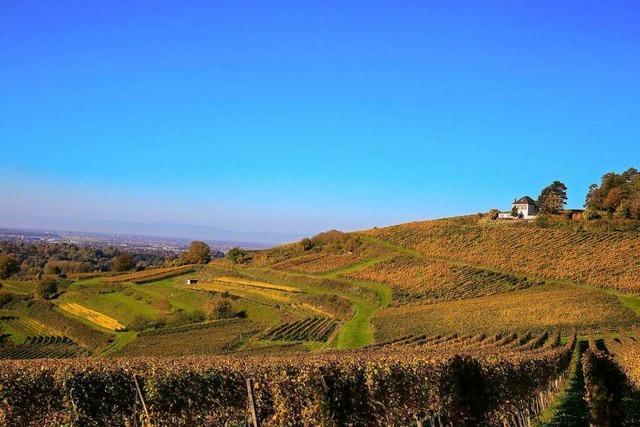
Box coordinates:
[536,341,589,426]
[238,260,392,349]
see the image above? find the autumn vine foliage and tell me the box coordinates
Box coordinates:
[0,334,575,426]
[365,216,640,292]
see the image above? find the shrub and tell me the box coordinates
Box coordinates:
[43,263,62,275]
[34,278,58,300]
[226,247,249,264]
[300,238,314,251]
[207,299,234,319]
[129,315,153,331]
[584,209,601,221]
[111,254,135,272]
[0,255,19,279]
[181,241,212,265]
[535,214,551,228]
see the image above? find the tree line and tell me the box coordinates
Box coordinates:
[585,167,640,219]
[0,240,221,280]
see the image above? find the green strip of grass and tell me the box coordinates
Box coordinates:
[535,340,588,427]
[359,235,422,257]
[231,265,392,349]
[321,255,393,278]
[618,294,640,316]
[97,331,138,357]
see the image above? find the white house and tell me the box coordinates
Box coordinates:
[498,196,539,219]
[186,279,199,285]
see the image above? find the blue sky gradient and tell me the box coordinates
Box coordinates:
[1,1,639,242]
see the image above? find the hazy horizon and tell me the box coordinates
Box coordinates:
[0,213,301,245]
[2,1,639,239]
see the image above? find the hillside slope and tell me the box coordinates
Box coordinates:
[246,216,640,343]
[363,216,640,292]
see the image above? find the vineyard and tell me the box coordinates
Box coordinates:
[364,216,640,292]
[103,265,196,284]
[0,315,51,342]
[58,302,126,331]
[210,276,301,292]
[269,251,379,274]
[372,283,637,341]
[1,301,113,349]
[345,255,543,305]
[579,334,640,425]
[114,319,260,357]
[607,330,640,388]
[254,232,388,274]
[263,317,339,342]
[188,280,294,304]
[0,335,88,359]
[0,331,576,426]
[1,214,640,424]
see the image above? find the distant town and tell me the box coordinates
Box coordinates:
[0,227,271,254]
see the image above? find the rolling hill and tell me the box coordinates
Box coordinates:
[1,214,640,425]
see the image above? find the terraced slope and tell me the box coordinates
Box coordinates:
[364,216,640,292]
[345,254,543,305]
[0,336,88,359]
[263,317,339,342]
[114,319,260,356]
[372,283,637,341]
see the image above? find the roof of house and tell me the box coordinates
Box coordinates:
[513,196,537,205]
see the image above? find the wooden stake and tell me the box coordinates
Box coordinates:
[133,375,152,426]
[246,378,260,427]
[68,386,79,424]
[320,375,329,393]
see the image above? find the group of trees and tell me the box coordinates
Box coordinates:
[0,242,170,279]
[537,181,568,214]
[585,167,640,219]
[0,239,232,279]
[299,230,361,253]
[501,167,640,221]
[34,277,58,300]
[226,247,249,264]
[179,241,217,265]
[0,254,20,279]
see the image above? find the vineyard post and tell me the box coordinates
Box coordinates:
[68,385,79,425]
[246,378,260,427]
[133,375,152,426]
[320,375,329,393]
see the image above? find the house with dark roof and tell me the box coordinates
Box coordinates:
[498,196,539,219]
[512,196,538,218]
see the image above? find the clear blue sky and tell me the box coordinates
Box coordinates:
[1,1,639,243]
